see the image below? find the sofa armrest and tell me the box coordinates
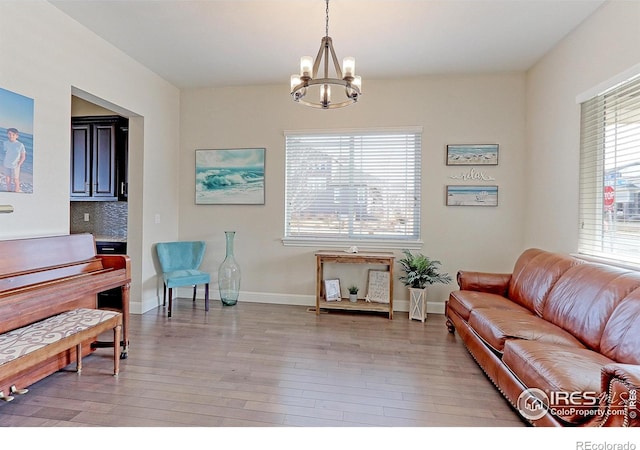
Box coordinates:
[598,363,640,426]
[456,270,511,295]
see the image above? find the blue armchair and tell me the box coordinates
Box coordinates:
[155,241,210,318]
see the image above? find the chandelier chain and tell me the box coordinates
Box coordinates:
[325,0,329,38]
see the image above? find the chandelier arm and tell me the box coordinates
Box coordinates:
[323,40,330,80]
[325,37,344,79]
[311,38,327,78]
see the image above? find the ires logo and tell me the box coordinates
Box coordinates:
[517,388,637,421]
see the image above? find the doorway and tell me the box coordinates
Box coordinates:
[69,87,144,314]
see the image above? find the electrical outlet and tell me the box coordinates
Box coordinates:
[154,213,161,224]
[83,213,90,222]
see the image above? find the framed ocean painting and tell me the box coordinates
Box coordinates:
[446,144,498,166]
[446,185,498,206]
[195,148,265,205]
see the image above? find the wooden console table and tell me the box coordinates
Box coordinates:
[315,250,395,319]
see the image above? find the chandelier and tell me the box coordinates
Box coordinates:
[290,0,362,109]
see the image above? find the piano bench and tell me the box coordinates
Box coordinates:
[0,308,122,402]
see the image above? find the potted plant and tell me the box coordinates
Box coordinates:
[348,285,359,303]
[398,249,452,322]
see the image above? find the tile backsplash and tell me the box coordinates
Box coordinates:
[70,201,127,240]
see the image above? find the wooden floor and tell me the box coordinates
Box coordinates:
[0,299,526,428]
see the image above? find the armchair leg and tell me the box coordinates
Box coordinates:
[205,283,210,312]
[163,283,167,306]
[192,285,197,302]
[168,287,173,318]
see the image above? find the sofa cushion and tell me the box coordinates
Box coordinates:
[503,339,614,425]
[601,290,640,365]
[447,290,527,322]
[468,308,585,353]
[542,263,640,351]
[508,248,582,316]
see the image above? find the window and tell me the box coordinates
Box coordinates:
[284,128,422,246]
[579,74,640,265]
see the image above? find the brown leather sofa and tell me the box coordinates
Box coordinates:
[445,248,640,426]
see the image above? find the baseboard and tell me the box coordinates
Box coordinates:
[134,295,160,315]
[135,288,446,315]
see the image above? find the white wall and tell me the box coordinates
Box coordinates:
[8,0,627,315]
[525,0,640,252]
[0,1,181,314]
[180,74,527,312]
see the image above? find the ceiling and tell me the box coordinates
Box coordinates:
[49,0,606,90]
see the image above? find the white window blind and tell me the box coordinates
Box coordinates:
[579,74,640,265]
[284,128,421,244]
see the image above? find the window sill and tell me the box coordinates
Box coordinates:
[571,252,640,272]
[281,237,423,250]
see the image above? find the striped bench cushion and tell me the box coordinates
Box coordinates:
[0,308,120,365]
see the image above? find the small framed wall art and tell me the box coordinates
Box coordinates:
[446,144,498,166]
[195,148,265,205]
[446,185,498,207]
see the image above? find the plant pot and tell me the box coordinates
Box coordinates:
[409,287,427,322]
[349,293,358,303]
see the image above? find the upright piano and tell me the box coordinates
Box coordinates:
[0,233,130,396]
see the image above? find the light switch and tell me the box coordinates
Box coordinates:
[154,213,161,224]
[83,213,90,222]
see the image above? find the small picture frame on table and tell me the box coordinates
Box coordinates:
[366,270,390,303]
[323,279,341,301]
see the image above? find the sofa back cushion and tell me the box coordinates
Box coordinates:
[508,248,582,315]
[601,289,640,364]
[542,263,640,351]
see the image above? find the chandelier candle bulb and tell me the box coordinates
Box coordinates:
[290,74,301,91]
[321,84,331,102]
[300,56,313,78]
[353,75,362,91]
[342,57,355,78]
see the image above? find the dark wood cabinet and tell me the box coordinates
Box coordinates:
[117,123,128,201]
[70,116,127,201]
